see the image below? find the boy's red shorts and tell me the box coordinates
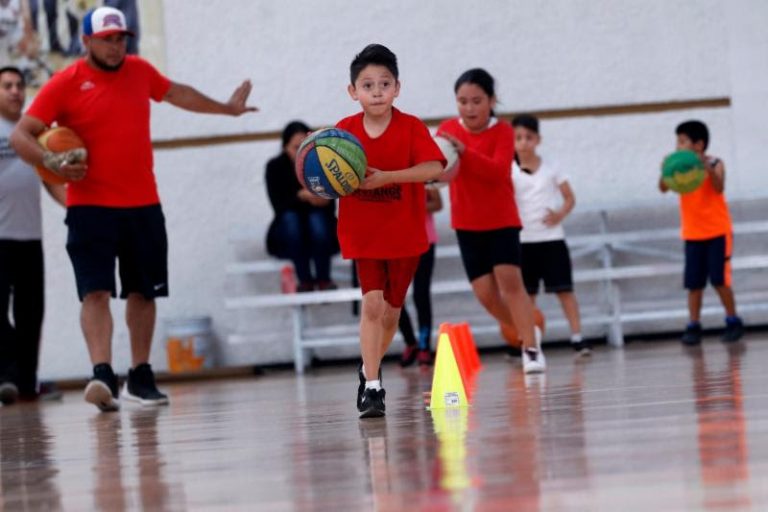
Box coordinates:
[356,256,421,308]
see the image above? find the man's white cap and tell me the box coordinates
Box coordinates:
[83,7,134,38]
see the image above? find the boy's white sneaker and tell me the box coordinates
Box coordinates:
[522,347,546,374]
[523,325,546,374]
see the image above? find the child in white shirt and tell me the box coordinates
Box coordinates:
[512,114,589,356]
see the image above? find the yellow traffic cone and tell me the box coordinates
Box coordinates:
[429,331,469,410]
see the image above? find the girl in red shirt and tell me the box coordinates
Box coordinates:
[438,68,545,374]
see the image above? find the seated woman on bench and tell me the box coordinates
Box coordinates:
[265,121,339,292]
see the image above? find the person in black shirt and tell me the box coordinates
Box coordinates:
[265,121,339,291]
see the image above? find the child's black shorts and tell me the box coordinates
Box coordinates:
[684,234,731,290]
[65,204,168,301]
[521,239,574,295]
[456,227,521,282]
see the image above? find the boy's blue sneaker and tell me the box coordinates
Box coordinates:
[722,317,744,343]
[681,322,702,346]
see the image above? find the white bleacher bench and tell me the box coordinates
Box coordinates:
[227,220,768,274]
[225,216,768,373]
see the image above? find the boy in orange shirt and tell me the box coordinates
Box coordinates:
[337,44,444,418]
[659,120,744,345]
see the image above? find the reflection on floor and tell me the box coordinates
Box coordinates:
[0,336,765,511]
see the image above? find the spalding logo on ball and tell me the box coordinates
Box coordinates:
[661,149,706,194]
[295,128,367,199]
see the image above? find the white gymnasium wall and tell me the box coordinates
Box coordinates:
[36,0,768,379]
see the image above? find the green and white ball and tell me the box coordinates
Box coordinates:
[662,150,706,194]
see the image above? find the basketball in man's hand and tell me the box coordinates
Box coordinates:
[295,128,367,199]
[36,126,87,185]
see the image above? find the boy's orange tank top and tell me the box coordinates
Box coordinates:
[679,168,732,240]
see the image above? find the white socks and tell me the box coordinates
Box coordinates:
[365,379,381,391]
[570,333,583,344]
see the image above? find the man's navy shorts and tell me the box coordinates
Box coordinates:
[65,204,168,301]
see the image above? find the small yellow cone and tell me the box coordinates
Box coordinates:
[429,332,469,410]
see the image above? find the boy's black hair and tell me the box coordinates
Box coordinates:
[676,120,709,150]
[512,114,539,134]
[281,120,310,148]
[454,68,495,98]
[350,44,398,84]
[0,66,25,87]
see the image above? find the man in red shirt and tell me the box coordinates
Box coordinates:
[337,44,444,418]
[10,6,257,412]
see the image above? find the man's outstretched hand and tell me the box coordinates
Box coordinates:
[227,80,259,116]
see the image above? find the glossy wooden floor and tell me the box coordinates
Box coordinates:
[2,335,767,511]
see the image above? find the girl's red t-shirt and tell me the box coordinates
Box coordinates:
[438,117,521,231]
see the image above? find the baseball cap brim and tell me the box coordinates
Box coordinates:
[89,28,135,38]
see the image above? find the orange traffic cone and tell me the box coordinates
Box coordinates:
[455,322,481,373]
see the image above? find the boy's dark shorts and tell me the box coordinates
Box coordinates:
[456,227,521,282]
[521,239,574,295]
[356,256,421,308]
[684,233,732,290]
[65,204,168,301]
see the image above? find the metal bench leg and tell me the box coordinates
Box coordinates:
[599,210,625,347]
[608,284,624,347]
[292,306,306,373]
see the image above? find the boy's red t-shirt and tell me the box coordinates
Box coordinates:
[336,108,445,259]
[26,56,171,207]
[437,118,521,231]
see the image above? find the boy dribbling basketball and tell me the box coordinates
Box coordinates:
[336,44,444,418]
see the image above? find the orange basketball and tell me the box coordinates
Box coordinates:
[500,308,546,349]
[36,126,87,185]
